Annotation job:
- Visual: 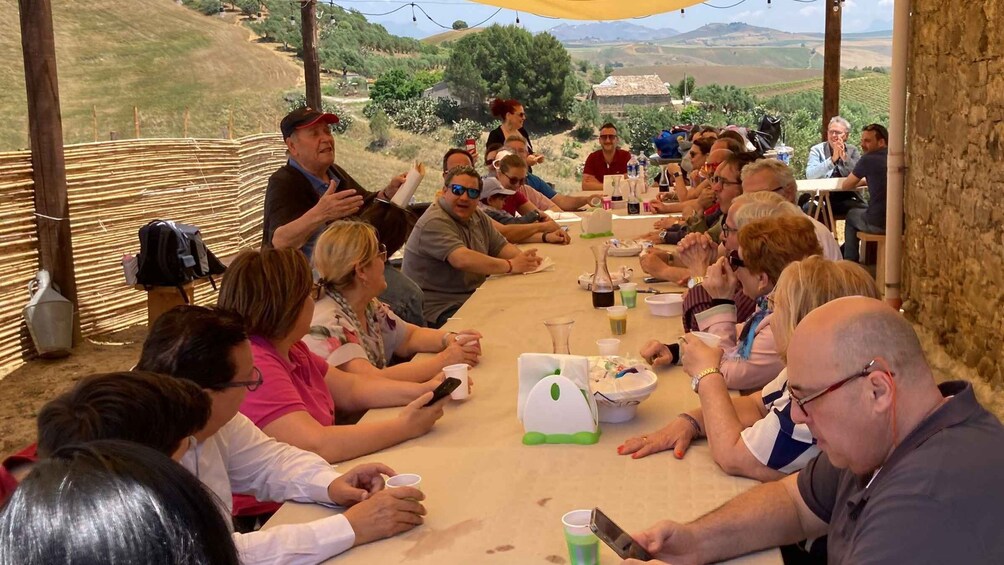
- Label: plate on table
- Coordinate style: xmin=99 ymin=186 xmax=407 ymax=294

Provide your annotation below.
xmin=607 ymin=239 xmax=643 ymax=257
xmin=578 ymin=266 xmax=633 ymax=290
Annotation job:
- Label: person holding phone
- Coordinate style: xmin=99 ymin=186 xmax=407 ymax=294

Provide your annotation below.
xmin=218 ymin=247 xmax=450 ymax=465
xmin=306 ymin=220 xmax=483 ymax=383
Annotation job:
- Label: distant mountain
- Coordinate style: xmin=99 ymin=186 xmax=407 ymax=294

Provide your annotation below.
xmin=667 ymin=22 xmax=809 ymax=45
xmin=549 ymin=22 xmax=679 ymax=43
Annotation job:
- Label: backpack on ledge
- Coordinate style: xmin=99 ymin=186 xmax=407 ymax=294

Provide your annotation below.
xmin=136 ymin=220 xmax=226 ymax=301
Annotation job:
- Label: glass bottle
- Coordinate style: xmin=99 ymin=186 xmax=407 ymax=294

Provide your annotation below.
xmin=544 ymin=318 xmax=575 ymax=354
xmin=591 ymin=244 xmax=615 ymax=308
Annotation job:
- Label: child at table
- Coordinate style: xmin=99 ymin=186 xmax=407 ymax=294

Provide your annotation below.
xmin=479 ymin=178 xmax=540 ymax=225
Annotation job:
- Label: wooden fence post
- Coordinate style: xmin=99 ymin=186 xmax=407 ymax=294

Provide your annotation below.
xmin=183 ymin=107 xmax=190 ymax=138
xmin=92 ymin=105 xmax=98 ymax=142
xmin=18 ymin=0 xmax=81 ymax=343
xmin=134 ymin=106 xmax=140 ymax=138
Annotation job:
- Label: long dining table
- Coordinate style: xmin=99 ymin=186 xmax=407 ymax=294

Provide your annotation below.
xmin=263 ymin=215 xmax=782 ymax=564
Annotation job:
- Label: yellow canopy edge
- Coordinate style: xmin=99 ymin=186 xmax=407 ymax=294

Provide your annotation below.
xmin=466 ymin=0 xmax=705 ymax=21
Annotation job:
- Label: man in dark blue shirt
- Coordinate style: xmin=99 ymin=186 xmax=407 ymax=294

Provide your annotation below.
xmin=842 ymin=124 xmax=888 ymax=262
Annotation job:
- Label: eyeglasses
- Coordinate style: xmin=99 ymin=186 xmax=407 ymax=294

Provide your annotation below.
xmin=790 ymin=358 xmax=894 ymax=412
xmin=449 ymin=183 xmax=482 ymax=199
xmin=219 ymin=367 xmax=263 ymax=392
xmin=702 ymin=162 xmax=720 ymax=173
xmin=827 ymin=129 xmax=847 ymax=136
xmin=727 ymin=250 xmax=745 ymax=271
xmin=515 ymin=112 xmax=526 ymax=117
xmin=711 ymin=175 xmax=742 ymax=187
xmin=599 ymin=134 xmax=618 ymax=140
xmin=721 ymin=222 xmax=736 ymax=238
xmin=375 ymin=243 xmax=388 ymax=263
xmin=499 ymin=172 xmax=525 ymax=186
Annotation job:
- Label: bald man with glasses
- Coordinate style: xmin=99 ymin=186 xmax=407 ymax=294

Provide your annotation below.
xmin=622 ymin=297 xmax=1004 ymax=565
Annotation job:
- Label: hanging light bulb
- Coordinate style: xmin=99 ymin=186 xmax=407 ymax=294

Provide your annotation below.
xmin=832 ymin=0 xmax=840 ymax=12
xmin=516 ymin=11 xmax=521 ymax=25
xmin=767 ymin=0 xmax=772 ymax=8
xmin=411 ymin=3 xmax=417 ymax=25
xmin=680 ymin=8 xmax=685 ymax=18
xmin=289 ymin=14 xmax=296 ymax=26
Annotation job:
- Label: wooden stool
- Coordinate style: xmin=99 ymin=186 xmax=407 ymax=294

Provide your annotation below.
xmin=134 ymin=282 xmax=195 ymax=326
xmin=858 ymin=232 xmax=886 ymax=295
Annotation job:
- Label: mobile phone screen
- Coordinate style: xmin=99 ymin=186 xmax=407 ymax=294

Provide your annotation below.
xmin=590 ymin=507 xmax=653 ymax=560
xmin=424 ymin=377 xmax=461 ymax=407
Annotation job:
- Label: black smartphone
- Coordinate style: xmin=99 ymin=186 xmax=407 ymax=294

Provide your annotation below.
xmin=423 ymin=377 xmax=461 ymax=407
xmin=589 ymin=507 xmax=653 ymax=561
xmin=643 ymin=276 xmax=669 ymax=284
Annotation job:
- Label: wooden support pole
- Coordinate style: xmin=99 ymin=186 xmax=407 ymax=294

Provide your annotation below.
xmin=822 ymin=0 xmax=842 ymax=140
xmin=228 ymin=107 xmax=234 ymax=139
xmin=18 ymin=0 xmax=81 ymax=343
xmin=300 ymin=0 xmax=322 ymax=109
xmin=183 ymin=107 xmax=190 ymax=138
xmin=91 ymin=105 xmax=98 ymax=142
xmin=134 ymin=106 xmax=140 ymax=138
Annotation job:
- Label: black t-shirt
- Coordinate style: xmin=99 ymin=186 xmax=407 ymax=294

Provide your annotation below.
xmin=852 ymin=147 xmax=888 ymax=227
xmin=486 ymin=126 xmax=534 ymax=154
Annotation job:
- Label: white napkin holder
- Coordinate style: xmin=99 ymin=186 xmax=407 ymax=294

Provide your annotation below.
xmin=580 ymin=209 xmax=613 ymax=237
xmin=517 ymin=353 xmax=600 ymax=445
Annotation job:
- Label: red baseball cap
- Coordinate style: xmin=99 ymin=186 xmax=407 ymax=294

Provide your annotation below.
xmin=280 ymin=107 xmax=339 ymax=139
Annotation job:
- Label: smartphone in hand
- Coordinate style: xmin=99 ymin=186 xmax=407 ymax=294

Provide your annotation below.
xmin=423 ymin=377 xmax=462 ymax=407
xmin=643 ymin=276 xmax=669 ymax=284
xmin=590 ymin=507 xmax=653 ymax=560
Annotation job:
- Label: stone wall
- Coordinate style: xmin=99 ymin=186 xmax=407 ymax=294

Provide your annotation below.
xmin=904 ymin=0 xmax=1004 ymax=387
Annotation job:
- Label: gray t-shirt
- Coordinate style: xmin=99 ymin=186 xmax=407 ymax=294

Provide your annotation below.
xmin=797 ymin=381 xmax=1004 ymax=564
xmin=402 ymin=199 xmax=507 ymax=323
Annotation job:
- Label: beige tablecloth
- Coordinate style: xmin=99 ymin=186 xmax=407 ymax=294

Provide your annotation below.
xmin=263 ymin=216 xmax=781 ymax=564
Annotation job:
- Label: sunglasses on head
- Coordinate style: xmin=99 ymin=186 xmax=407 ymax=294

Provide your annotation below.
xmin=449 ymin=184 xmax=482 ymax=199
xmin=728 ymin=250 xmax=746 ymax=271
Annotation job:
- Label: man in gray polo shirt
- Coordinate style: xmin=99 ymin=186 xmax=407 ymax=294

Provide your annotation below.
xmin=403 ymin=166 xmax=542 ymax=328
xmin=622 ymin=297 xmax=1004 ymax=565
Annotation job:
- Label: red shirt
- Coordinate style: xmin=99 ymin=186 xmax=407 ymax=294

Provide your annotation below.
xmin=502 ymin=190 xmax=529 ymax=215
xmin=583 ymin=148 xmax=632 ymax=182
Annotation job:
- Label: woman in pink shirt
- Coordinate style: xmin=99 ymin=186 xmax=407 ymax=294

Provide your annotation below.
xmin=218 ymin=247 xmax=449 ymax=463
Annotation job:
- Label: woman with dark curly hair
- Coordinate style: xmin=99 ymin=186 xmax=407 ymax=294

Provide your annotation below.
xmin=486 ymin=98 xmax=543 ymax=167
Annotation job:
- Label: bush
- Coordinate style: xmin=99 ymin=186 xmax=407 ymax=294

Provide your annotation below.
xmin=284 ymin=95 xmax=353 ymax=134
xmin=369 ymin=109 xmax=391 ymax=148
xmin=571 ymin=100 xmax=600 ymax=141
xmin=451 ymin=119 xmax=483 ymax=147
xmin=183 ymin=0 xmax=222 ymax=15
xmin=619 ymin=106 xmax=678 ymax=154
xmin=452 ymin=20 xmax=468 ymax=30
xmin=561 ymin=140 xmax=581 ymax=159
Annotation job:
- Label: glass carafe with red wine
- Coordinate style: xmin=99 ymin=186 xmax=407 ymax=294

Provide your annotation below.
xmin=591 ymin=244 xmax=615 ymax=308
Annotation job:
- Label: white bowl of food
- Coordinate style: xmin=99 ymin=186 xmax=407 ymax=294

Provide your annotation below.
xmin=644 ymin=294 xmax=684 ymax=317
xmin=589 ymin=357 xmax=659 ymax=423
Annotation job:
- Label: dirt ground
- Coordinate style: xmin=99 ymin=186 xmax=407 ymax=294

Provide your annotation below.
xmin=0 ymin=325 xmax=148 ymax=458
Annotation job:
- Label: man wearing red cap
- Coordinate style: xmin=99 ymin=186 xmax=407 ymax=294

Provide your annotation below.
xmin=262 ymin=107 xmax=407 ymax=258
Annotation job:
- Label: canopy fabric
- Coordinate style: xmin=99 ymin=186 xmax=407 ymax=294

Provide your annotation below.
xmin=468 ymin=0 xmax=703 ymax=21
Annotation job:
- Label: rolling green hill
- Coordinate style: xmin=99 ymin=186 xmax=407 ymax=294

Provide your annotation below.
xmin=750 ymin=73 xmax=892 ymax=114
xmin=0 ymin=0 xmax=301 ymax=150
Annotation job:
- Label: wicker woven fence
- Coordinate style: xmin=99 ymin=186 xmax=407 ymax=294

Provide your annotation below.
xmin=0 ymin=133 xmax=287 ymax=379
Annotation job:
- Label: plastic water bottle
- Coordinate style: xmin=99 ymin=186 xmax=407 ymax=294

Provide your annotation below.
xmin=637 ymin=153 xmax=648 ymax=183
xmin=626 ymin=154 xmax=639 ymax=179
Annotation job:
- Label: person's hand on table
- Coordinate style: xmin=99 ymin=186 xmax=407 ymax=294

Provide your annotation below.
xmin=640 ymin=230 xmax=667 ymax=244
xmin=327 ymin=462 xmax=394 ymax=506
xmin=703 ymin=257 xmax=736 ymax=299
xmin=398 ymin=389 xmax=448 ymax=439
xmin=543 ymin=229 xmax=571 ymax=245
xmin=310 ymin=182 xmax=364 ymax=222
xmin=618 ymin=416 xmax=698 ymax=460
xmin=452 ymin=329 xmax=483 ymax=354
xmin=508 ymin=249 xmax=543 ymax=273
xmin=649 ymin=200 xmax=673 ymax=214
xmin=654 ymin=216 xmax=683 ymax=230
xmin=681 ymin=336 xmax=724 ymax=379
xmin=620 ymin=520 xmax=702 ymax=565
xmin=537 ymin=217 xmax=561 ymax=233
xmin=343 ymin=487 xmax=426 ymax=546
xmin=640 ymin=339 xmax=674 ymax=367
xmin=439 ymin=337 xmax=481 ymax=367
xmin=639 ymin=251 xmax=669 ymax=276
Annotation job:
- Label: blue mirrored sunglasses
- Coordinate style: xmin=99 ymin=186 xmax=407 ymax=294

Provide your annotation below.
xmin=449 ymin=184 xmax=481 ymax=199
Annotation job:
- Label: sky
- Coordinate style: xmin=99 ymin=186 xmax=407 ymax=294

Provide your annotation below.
xmin=327 ymin=0 xmax=895 ymax=39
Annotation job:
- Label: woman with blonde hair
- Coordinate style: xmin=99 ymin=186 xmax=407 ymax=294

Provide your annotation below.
xmin=218 ymin=246 xmax=449 ymax=463
xmin=306 ymin=220 xmax=482 ymax=381
xmin=621 ymin=256 xmax=879 ymax=482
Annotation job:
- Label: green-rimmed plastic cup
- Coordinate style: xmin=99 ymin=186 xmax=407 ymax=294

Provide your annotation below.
xmin=561 ymin=509 xmax=599 ymax=565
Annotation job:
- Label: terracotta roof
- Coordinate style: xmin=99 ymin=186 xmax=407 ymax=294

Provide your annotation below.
xmin=591 ymin=75 xmax=670 ymax=97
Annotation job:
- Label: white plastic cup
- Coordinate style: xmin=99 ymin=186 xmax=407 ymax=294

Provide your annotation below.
xmin=689 ymin=331 xmax=722 ymax=348
xmin=596 ymin=338 xmax=620 ymax=356
xmin=562 ymin=509 xmax=599 ymax=565
xmin=386 ymin=473 xmax=422 ymax=491
xmin=443 ymin=363 xmax=470 ymax=400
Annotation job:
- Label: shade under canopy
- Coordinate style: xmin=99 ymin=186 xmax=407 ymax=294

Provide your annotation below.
xmin=467 ymin=0 xmax=703 ymax=21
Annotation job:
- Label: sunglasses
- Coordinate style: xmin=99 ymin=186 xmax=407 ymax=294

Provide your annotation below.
xmin=449 ymin=184 xmax=482 ymax=199
xmin=219 ymin=367 xmax=263 ymax=392
xmin=500 ymin=172 xmax=525 ymax=186
xmin=727 ymin=250 xmax=745 ymax=271
xmin=599 ymin=134 xmax=618 ymax=140
xmin=515 ymin=112 xmax=526 ymax=117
